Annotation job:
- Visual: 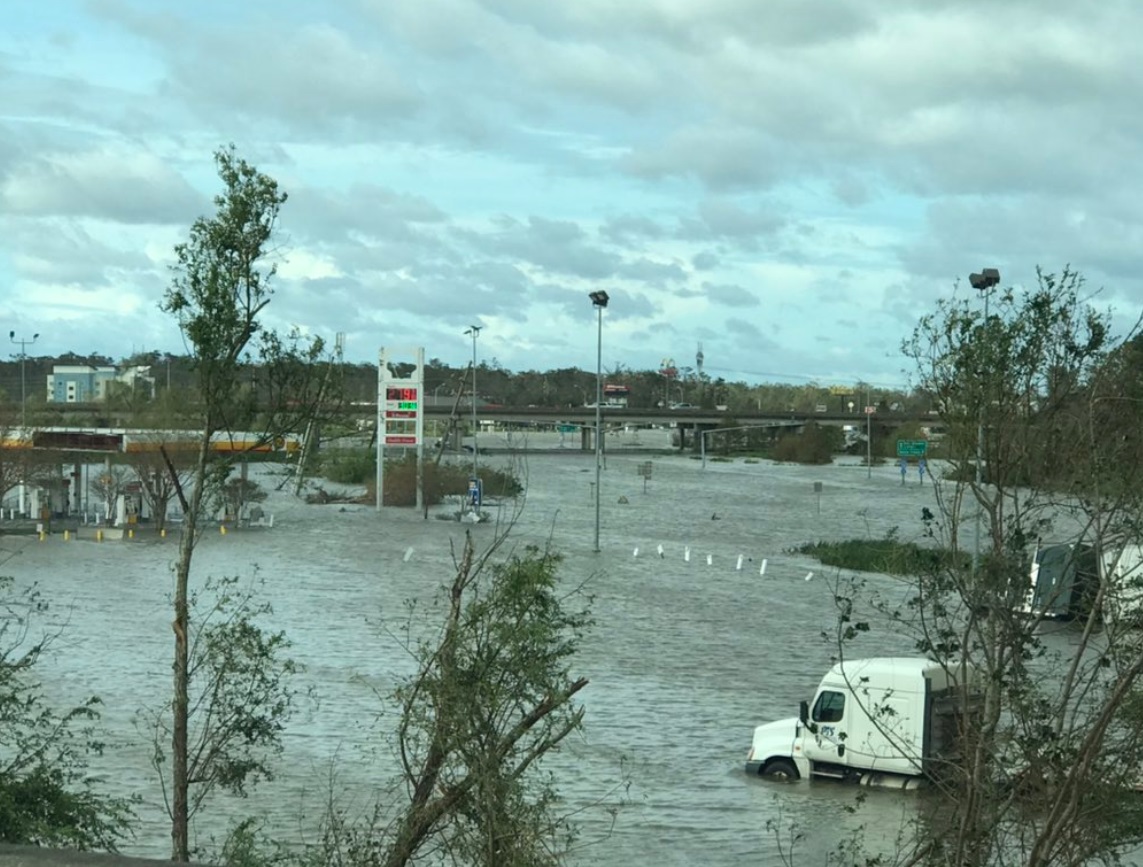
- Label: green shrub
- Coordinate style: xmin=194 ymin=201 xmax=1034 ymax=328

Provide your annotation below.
xmin=793 ymin=536 xmax=969 ymax=576
xmin=321 ymin=450 xmax=375 ymax=485
xmin=771 ymin=423 xmax=841 ymax=464
xmin=320 ymin=451 xmax=524 ymax=507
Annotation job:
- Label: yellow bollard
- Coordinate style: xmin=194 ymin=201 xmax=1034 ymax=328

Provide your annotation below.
xmin=128 ymin=528 xmax=134 ymax=539
xmin=160 ymin=528 xmax=166 ymax=538
xmin=97 ymin=529 xmax=103 ymax=543
xmin=220 ymin=525 xmax=228 ymax=536
xmin=39 ymin=531 xmax=45 ymax=542
xmin=63 ymin=530 xmax=70 ymax=542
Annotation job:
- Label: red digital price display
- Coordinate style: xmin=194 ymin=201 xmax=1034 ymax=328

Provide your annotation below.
xmin=385 ymin=387 xmax=419 ymax=402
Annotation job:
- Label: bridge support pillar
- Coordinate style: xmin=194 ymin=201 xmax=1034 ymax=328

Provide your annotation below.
xmin=580 ymin=425 xmax=605 ymax=452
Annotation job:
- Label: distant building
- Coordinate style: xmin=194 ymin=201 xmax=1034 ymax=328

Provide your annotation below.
xmin=603 ymin=384 xmax=630 ymax=407
xmin=47 ymin=365 xmax=157 ymax=403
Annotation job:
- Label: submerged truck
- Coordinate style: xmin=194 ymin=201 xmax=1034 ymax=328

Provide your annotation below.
xmin=745 ymin=657 xmax=977 ymax=788
xmin=1020 ymin=542 xmax=1143 ymax=625
xmin=1020 ymin=543 xmax=1099 ymax=621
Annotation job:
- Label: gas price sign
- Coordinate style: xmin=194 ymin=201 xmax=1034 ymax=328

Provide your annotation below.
xmin=385 ymin=386 xmax=419 ymax=410
xmin=383 ymin=384 xmax=422 ymax=445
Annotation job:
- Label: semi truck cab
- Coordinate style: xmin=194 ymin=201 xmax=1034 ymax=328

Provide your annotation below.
xmin=745 ymin=657 xmax=977 ymax=787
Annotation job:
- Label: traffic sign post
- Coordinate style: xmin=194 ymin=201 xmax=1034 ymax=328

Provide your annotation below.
xmin=896 ymin=439 xmax=928 ymax=458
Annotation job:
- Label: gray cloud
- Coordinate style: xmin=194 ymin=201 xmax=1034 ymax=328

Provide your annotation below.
xmin=616 ymin=258 xmax=687 ymax=284
xmin=692 ymin=251 xmax=719 ymax=271
xmin=599 ymin=214 xmax=666 ymax=245
xmin=0 ymin=217 xmax=157 ymax=283
xmin=285 ymin=183 xmax=447 ymax=242
xmin=703 ymin=282 xmax=760 ymax=308
xmin=1 ymin=147 xmax=203 ymax=224
xmin=471 ymin=215 xmax=623 ymax=280
xmin=95 ymin=3 xmax=422 ymax=137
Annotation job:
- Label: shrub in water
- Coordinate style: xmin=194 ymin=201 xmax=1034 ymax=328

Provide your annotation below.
xmin=333 ymin=451 xmax=524 ymax=507
xmin=771 ymin=423 xmax=842 ymax=465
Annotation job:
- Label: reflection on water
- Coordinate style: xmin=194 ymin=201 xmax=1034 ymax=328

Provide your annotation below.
xmin=6 ymin=449 xmax=948 ymax=864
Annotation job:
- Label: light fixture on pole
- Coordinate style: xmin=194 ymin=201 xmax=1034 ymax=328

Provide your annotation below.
xmin=464 ymin=325 xmax=482 ymax=482
xmin=9 ymin=330 xmax=39 ymax=432
xmin=589 ymin=290 xmax=609 ymax=553
xmin=968 ymin=268 xmax=1000 ymax=573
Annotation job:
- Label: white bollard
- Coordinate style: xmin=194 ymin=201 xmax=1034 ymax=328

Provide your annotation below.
xmin=760 ymin=558 xmax=768 ymax=576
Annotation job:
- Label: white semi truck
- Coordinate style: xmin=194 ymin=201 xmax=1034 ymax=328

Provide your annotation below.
xmin=745 ymin=657 xmax=978 ymax=787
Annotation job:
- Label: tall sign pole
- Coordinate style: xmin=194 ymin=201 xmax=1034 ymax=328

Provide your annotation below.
xmin=376 ymin=347 xmax=425 ymax=510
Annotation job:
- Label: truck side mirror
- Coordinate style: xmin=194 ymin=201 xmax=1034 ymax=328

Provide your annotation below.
xmin=799 ymin=700 xmax=809 ymax=724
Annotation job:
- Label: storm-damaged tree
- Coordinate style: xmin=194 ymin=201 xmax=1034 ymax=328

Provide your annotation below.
xmin=122 ymin=435 xmax=197 ymax=533
xmin=380 ymin=534 xmax=591 ymax=867
xmin=305 ymin=532 xmax=593 ymax=867
xmin=0 ymin=574 xmax=134 ymax=849
xmin=216 ymin=470 xmax=268 ymax=523
xmin=159 ymin=145 xmax=333 ymax=861
xmin=821 ymin=268 xmax=1143 ymax=866
xmin=141 ymin=574 xmax=297 ymax=857
xmin=122 ymin=390 xmax=202 ymax=533
xmin=88 ymin=465 xmax=132 ymax=526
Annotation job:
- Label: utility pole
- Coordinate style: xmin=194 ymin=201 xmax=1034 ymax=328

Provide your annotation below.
xmin=9 ymin=330 xmax=39 ymax=431
xmin=464 ymin=325 xmax=482 ymax=481
xmin=9 ymin=330 xmax=39 ymax=519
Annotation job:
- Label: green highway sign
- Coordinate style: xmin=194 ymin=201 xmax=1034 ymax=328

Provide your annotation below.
xmin=896 ymin=439 xmax=928 ymax=458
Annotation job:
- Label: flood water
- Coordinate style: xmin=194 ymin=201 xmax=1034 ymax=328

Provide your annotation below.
xmin=3 ymin=433 xmax=948 ymax=864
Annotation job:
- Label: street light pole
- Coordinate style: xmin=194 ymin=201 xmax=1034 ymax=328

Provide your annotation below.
xmin=9 ymin=330 xmax=39 ymax=431
xmin=589 ymin=291 xmax=610 ymax=553
xmin=464 ymin=325 xmax=481 ymax=480
xmin=968 ymin=268 xmax=1000 ymax=573
xmin=866 ymin=389 xmax=872 ymax=480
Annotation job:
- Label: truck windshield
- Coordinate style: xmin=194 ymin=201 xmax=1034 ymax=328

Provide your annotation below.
xmin=812 ymin=690 xmax=845 ymax=724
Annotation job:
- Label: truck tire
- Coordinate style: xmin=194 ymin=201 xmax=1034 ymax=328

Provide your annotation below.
xmin=761 ymin=758 xmax=798 ymax=781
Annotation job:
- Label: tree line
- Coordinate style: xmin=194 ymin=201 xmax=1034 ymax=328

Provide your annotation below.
xmin=1 ymin=352 xmax=928 ymax=421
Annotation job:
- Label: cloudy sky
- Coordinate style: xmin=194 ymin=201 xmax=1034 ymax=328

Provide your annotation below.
xmin=2 ymin=0 xmax=1141 ymax=388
